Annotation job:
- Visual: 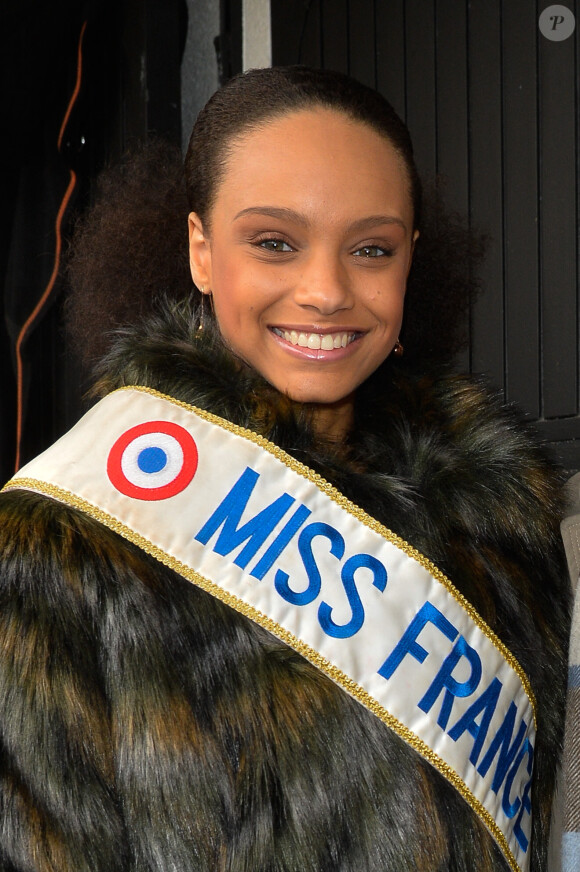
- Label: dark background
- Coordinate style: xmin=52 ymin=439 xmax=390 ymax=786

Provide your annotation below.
xmin=1 ymin=0 xmax=579 ymax=485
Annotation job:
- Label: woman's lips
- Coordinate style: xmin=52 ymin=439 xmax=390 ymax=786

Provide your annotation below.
xmin=269 ymin=326 xmax=364 ymax=360
xmin=270 ymin=327 xmax=358 ymax=350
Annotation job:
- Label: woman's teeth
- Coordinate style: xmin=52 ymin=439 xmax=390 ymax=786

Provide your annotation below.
xmin=274 ymin=329 xmax=354 ymax=350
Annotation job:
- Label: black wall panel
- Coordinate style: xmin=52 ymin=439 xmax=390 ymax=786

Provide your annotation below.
xmin=271 ymin=0 xmax=580 ymax=470
xmin=502 ymin=3 xmax=540 ymax=417
xmin=539 ymin=21 xmax=577 ymax=419
xmin=320 ymin=1 xmax=348 ymax=75
xmin=376 ymin=1 xmax=405 ymax=119
xmin=468 ymin=1 xmax=504 ymax=389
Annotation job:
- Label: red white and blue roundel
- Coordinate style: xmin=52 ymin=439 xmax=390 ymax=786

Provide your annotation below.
xmin=107 ymin=421 xmax=198 ymax=500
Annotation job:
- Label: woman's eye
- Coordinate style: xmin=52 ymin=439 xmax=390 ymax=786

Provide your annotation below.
xmin=353 ymin=245 xmax=393 ymax=258
xmin=258 ymin=238 xmax=293 ymax=252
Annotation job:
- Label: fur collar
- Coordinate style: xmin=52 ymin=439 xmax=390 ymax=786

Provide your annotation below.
xmin=93 ymin=299 xmax=565 ymax=567
xmin=91 ymin=300 xmax=571 ymax=804
xmin=92 ymin=301 xmax=570 ymax=730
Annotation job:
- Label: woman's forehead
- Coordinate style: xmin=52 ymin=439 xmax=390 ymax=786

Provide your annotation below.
xmin=227 ymin=107 xmax=398 ymax=159
xmin=213 ymin=109 xmax=413 ymax=223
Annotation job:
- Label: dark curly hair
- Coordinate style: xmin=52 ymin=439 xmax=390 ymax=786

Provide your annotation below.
xmin=67 ymin=66 xmax=484 ymax=374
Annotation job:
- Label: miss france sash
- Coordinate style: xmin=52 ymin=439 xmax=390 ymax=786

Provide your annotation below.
xmin=4 ymin=386 xmax=536 ymax=872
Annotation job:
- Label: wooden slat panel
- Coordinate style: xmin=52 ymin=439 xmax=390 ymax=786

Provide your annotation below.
xmin=467 ymin=0 xmax=504 ymax=388
xmin=435 ymin=0 xmax=470 ymax=371
xmin=404 ymin=0 xmax=437 ymax=180
xmin=576 ymin=0 xmax=580 ymax=424
xmin=347 ymin=0 xmax=376 ymax=87
xmin=375 ymin=0 xmax=406 ymax=120
xmin=144 ymin=0 xmax=182 ymax=141
xmin=538 ymin=31 xmax=578 ymax=418
xmin=267 ymin=0 xmax=580 ymax=467
xmin=534 ymin=420 xmax=580 ymax=473
xmin=223 ymin=0 xmax=243 ymax=76
xmin=434 ymin=0 xmax=468 ymax=215
xmin=270 ymin=0 xmax=321 ymax=67
xmin=501 ymin=1 xmax=540 ymax=415
xmin=300 ymin=0 xmax=322 ymax=66
xmin=320 ymin=0 xmax=348 ymax=73
xmin=545 ymin=442 xmax=579 ymax=474
xmin=535 ymin=418 xmax=580 ymax=442
xmin=577 ymin=7 xmax=580 ymax=423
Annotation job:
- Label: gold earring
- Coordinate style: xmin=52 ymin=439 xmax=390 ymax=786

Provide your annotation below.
xmin=197 ymin=286 xmax=213 ymax=331
xmin=392 ymin=339 xmax=404 ymax=357
xmin=197 ymin=288 xmax=207 ymax=331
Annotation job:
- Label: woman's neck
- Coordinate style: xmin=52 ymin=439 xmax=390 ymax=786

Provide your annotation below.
xmin=310 ymin=394 xmax=355 ymax=445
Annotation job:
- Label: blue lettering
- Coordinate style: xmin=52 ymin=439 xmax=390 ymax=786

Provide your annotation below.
xmin=274 ymin=522 xmax=344 ymax=606
xmin=512 ymin=750 xmax=533 ymax=852
xmin=447 ymin=677 xmax=502 ymax=766
xmin=250 ymin=504 xmax=312 ymax=580
xmin=502 ymin=736 xmax=533 ymax=821
xmin=477 ymin=702 xmax=526 ymax=795
xmin=195 ymin=467 xmax=294 ymax=568
xmin=318 ymin=553 xmax=388 ymax=639
xmin=419 ymin=636 xmax=482 ymax=730
xmin=378 ymin=601 xmax=458 ymax=680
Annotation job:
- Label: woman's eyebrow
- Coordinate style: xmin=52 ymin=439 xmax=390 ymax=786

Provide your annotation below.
xmin=233 ymin=206 xmax=310 ymax=225
xmin=347 ymin=214 xmax=407 ymax=233
xmin=233 ymin=206 xmax=407 ymax=232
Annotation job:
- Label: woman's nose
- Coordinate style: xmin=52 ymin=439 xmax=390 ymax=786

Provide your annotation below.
xmin=292 ymin=249 xmax=354 ymax=315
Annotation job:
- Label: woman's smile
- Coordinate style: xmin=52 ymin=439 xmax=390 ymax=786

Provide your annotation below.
xmin=269 ymin=326 xmax=361 ymax=356
xmin=188 ymin=108 xmax=417 ymax=436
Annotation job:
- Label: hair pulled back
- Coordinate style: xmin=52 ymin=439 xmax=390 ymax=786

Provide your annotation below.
xmin=186 ymin=65 xmax=422 ymax=230
xmin=67 ymin=67 xmax=482 ymax=374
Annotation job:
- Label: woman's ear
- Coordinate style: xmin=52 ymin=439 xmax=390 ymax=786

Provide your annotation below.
xmin=188 ymin=212 xmax=212 ymax=290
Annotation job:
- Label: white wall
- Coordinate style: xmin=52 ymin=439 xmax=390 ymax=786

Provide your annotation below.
xmin=242 ymin=0 xmax=271 ymax=70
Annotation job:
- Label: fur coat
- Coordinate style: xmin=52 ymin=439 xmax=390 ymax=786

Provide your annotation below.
xmin=0 ymin=302 xmax=570 ymax=872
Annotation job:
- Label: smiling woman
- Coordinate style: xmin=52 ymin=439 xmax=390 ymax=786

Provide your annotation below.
xmin=0 ymin=66 xmax=570 ymax=872
xmin=188 ymin=108 xmax=416 ymax=436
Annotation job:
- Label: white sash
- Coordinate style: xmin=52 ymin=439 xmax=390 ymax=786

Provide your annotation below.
xmin=4 ymin=386 xmax=536 ymax=872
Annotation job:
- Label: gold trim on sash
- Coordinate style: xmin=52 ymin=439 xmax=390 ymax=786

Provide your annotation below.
xmin=113 ymin=385 xmax=537 ymax=716
xmin=2 ymin=384 xmax=538 ymax=872
xmin=4 ymin=474 xmax=522 ymax=872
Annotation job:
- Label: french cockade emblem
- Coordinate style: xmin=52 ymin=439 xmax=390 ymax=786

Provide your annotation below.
xmin=107 ymin=420 xmax=198 ymax=500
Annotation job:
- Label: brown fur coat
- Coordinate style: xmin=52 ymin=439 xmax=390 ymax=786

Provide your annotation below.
xmin=0 ymin=301 xmax=570 ymax=871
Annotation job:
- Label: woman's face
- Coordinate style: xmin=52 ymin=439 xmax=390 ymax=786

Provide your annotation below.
xmin=189 ymin=108 xmax=416 ymax=410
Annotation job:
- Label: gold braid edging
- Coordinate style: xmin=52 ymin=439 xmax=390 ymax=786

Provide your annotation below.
xmin=3 ymin=474 xmax=522 ymax=872
xmin=117 ymin=384 xmax=537 ymax=719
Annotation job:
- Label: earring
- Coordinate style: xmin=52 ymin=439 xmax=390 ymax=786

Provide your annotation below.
xmin=197 ymin=287 xmax=207 ymax=331
xmin=197 ymin=285 xmax=213 ymax=331
xmin=392 ymin=339 xmax=404 ymax=357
